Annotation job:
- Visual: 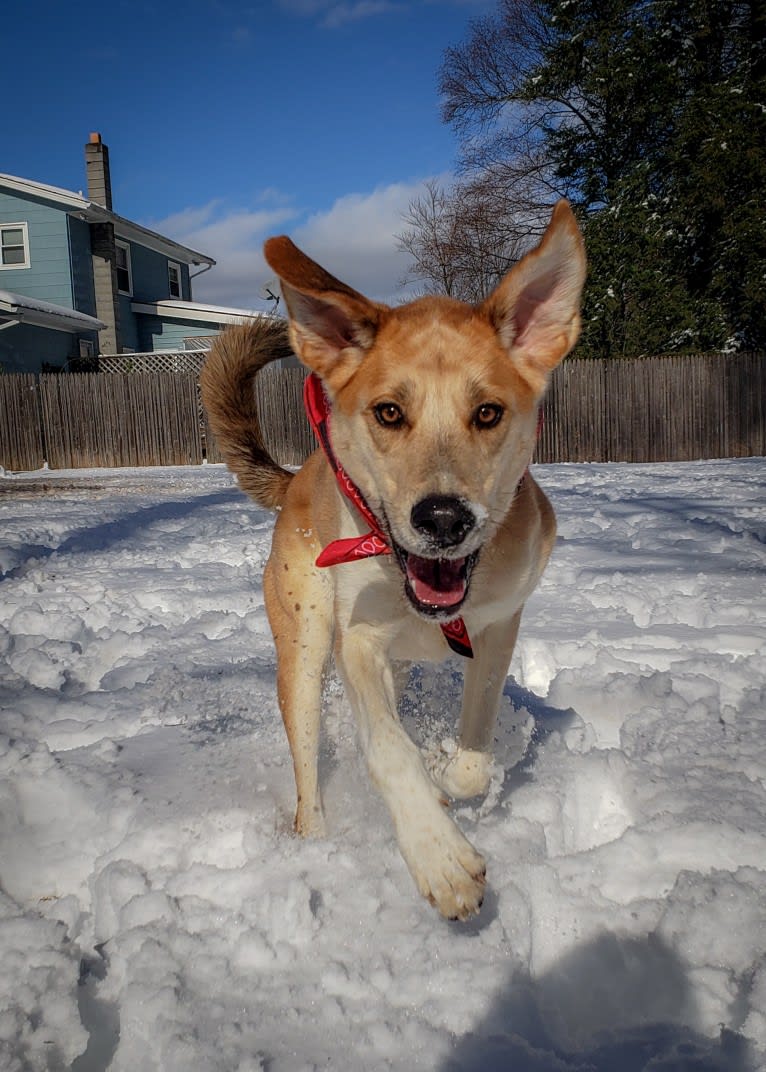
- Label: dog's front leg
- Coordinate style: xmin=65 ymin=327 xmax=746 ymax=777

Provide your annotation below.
xmin=338 ymin=627 xmax=486 ymax=920
xmin=264 ymin=554 xmax=333 ymax=838
xmin=432 ymin=611 xmax=523 ymax=800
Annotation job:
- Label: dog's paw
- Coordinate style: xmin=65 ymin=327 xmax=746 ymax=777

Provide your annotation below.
xmin=427 ymin=741 xmax=492 ymax=800
xmin=401 ymin=818 xmax=487 ymax=920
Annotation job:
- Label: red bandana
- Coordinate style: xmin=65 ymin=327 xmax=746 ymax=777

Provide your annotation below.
xmin=303 ymin=373 xmax=473 ymax=658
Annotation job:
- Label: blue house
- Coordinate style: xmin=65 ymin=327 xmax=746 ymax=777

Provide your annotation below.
xmin=0 ymin=133 xmax=258 ymax=373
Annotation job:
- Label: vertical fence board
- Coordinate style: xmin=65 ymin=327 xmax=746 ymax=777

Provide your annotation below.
xmin=41 ymin=373 xmax=116 ymax=469
xmin=725 ymin=353 xmax=765 ymax=458
xmin=0 ymin=374 xmax=44 ymax=471
xmin=254 ymin=365 xmax=314 ymax=467
xmin=36 ymin=371 xmax=203 ymax=469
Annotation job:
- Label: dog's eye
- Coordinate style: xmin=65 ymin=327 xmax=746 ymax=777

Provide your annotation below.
xmin=473 ymin=403 xmax=504 ymax=429
xmin=374 ymin=402 xmax=405 ymax=428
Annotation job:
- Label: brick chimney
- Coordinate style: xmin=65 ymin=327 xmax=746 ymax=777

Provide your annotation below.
xmin=85 ymin=131 xmax=113 ymax=210
xmin=85 ymin=133 xmax=121 ymax=353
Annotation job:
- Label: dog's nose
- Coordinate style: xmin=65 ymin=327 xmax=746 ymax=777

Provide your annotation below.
xmin=411 ymin=495 xmax=476 ymax=549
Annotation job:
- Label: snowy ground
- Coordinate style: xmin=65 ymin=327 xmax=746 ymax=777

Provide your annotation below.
xmin=1 ymin=457 xmax=765 ymax=1072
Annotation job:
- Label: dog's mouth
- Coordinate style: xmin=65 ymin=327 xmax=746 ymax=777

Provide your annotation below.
xmin=393 ymin=544 xmax=479 ymax=618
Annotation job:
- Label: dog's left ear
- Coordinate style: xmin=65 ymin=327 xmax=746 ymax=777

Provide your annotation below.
xmin=482 ymin=200 xmax=586 ymax=394
xmin=264 ymin=236 xmax=388 ymax=386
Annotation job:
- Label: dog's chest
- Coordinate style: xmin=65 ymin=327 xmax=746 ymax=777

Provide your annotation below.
xmin=332 ymin=555 xmax=450 ymax=663
xmin=388 ymin=616 xmax=451 ymax=663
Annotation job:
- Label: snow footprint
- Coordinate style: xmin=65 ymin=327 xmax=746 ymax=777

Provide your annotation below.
xmin=557 ymin=750 xmax=633 ymax=854
xmin=514 ymin=745 xmax=634 ymax=857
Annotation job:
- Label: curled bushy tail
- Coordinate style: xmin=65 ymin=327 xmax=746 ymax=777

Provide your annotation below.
xmin=201 ymin=318 xmax=297 ymax=510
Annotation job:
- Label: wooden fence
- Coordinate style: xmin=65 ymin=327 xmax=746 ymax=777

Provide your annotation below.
xmin=0 ymin=374 xmax=43 ymax=472
xmin=0 ymin=352 xmax=763 ymax=473
xmin=536 ymin=351 xmax=765 ymax=463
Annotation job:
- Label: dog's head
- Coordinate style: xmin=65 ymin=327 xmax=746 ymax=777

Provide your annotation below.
xmin=264 ymin=201 xmax=585 ymax=619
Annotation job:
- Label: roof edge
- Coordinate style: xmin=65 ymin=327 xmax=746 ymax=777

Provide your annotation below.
xmin=0 ymin=173 xmax=215 ymax=267
xmin=0 ymin=288 xmax=106 ymax=333
xmin=131 ymin=300 xmax=265 ymax=326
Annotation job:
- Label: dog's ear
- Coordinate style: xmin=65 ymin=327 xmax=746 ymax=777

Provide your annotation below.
xmin=482 ymin=200 xmax=586 ymax=394
xmin=264 ymin=236 xmax=387 ymax=384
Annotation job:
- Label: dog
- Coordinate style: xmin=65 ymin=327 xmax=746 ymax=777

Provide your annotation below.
xmin=200 ymin=200 xmax=585 ymax=920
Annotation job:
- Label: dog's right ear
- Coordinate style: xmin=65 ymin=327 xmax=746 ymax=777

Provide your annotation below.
xmin=264 ymin=237 xmax=387 ymax=386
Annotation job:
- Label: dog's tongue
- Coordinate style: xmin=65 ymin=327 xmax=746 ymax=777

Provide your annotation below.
xmin=405 ymin=554 xmax=467 ymax=608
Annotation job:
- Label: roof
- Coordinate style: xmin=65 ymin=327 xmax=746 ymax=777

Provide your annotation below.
xmin=0 ymin=288 xmax=105 ymax=333
xmin=0 ymin=173 xmax=215 ymax=268
xmin=182 ymin=336 xmax=214 ymax=351
xmin=131 ymin=299 xmax=265 ymax=326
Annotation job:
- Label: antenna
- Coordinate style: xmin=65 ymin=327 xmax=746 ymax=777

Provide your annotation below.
xmin=259 ymin=279 xmax=281 ymax=312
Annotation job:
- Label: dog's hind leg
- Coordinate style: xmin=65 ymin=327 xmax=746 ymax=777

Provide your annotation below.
xmin=432 ymin=611 xmax=523 ymax=800
xmin=264 ymin=553 xmax=333 ymax=838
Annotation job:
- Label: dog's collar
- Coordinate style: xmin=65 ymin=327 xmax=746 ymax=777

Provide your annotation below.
xmin=303 ymin=372 xmax=473 ymax=659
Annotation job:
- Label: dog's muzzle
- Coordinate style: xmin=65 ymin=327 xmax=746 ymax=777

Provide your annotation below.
xmin=411 ymin=495 xmax=476 ymax=549
xmin=393 ymin=496 xmax=480 ymax=617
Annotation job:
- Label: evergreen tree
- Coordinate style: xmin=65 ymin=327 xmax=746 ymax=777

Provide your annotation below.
xmin=435 ymin=0 xmax=766 ymax=356
xmin=665 ymin=0 xmax=766 ymax=349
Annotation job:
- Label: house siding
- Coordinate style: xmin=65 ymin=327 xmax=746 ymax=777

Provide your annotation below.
xmin=137 ymin=316 xmax=222 ymax=352
xmin=118 ymin=294 xmax=140 ymax=351
xmin=114 ymin=241 xmax=194 ymax=349
xmin=123 ymin=240 xmax=188 ymax=303
xmin=0 ymin=322 xmax=81 ymax=373
xmin=1 ymin=177 xmax=219 ymax=370
xmin=0 ymin=191 xmax=73 ymax=308
xmin=67 ymin=216 xmax=97 ymax=317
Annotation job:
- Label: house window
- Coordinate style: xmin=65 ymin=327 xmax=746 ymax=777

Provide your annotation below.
xmin=115 ymin=240 xmax=132 ymax=294
xmin=0 ymin=222 xmax=30 ymax=269
xmin=168 ymin=261 xmax=182 ymax=299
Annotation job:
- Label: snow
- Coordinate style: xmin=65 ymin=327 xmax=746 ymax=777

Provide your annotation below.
xmin=0 ymin=289 xmax=105 ymax=332
xmin=1 ymin=457 xmax=765 ymax=1071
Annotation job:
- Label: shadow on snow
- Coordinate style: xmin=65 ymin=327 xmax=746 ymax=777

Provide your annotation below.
xmin=441 ymin=930 xmax=753 ymax=1071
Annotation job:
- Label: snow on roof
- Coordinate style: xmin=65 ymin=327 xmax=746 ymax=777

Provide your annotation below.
xmin=0 ymin=288 xmax=105 ymax=333
xmin=130 ymin=299 xmax=267 ymax=325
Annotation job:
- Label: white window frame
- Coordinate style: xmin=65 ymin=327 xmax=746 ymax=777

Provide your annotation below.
xmin=115 ymin=240 xmax=133 ymax=295
xmin=167 ymin=260 xmax=182 ymax=299
xmin=0 ymin=221 xmax=30 ymax=270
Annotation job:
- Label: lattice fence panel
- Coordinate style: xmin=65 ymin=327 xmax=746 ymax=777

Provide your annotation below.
xmin=99 ymin=352 xmax=207 ymax=375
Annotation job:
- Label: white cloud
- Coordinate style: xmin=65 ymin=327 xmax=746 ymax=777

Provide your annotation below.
xmin=147 ymin=199 xmax=299 ymax=311
xmin=276 ymin=0 xmax=401 ymax=27
xmin=321 ymin=2 xmax=401 ymax=28
xmin=291 ymin=180 xmax=430 ymax=301
xmin=150 ymin=178 xmax=439 ymax=311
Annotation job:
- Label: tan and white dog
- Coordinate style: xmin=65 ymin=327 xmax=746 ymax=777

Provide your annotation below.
xmin=200 ymin=201 xmax=586 ymax=920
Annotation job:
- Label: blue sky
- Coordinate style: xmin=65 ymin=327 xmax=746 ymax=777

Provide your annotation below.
xmin=8 ymin=0 xmax=493 ymax=309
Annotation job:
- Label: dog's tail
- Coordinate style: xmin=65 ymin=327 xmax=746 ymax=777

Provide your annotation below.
xmin=200 ymin=318 xmax=297 ymax=510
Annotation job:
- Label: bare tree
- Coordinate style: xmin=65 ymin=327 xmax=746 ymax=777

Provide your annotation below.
xmin=397 ymin=1 xmax=570 ymax=304
xmin=439 ymin=0 xmax=583 ymax=193
xmin=397 ymin=167 xmax=548 ymax=303
xmin=396 ymin=181 xmax=464 ymax=299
